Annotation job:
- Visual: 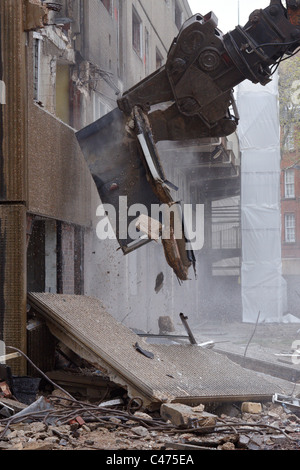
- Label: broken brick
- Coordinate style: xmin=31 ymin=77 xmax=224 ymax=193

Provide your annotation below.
xmin=0 ymin=381 xmax=12 ymax=398
xmin=241 ymin=402 xmax=262 ymax=414
xmin=69 ymin=416 xmax=85 ymax=426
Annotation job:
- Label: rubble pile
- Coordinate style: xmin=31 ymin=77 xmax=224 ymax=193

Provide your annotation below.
xmin=1 ymin=386 xmax=300 ymax=450
xmin=1 ymin=345 xmax=300 ymax=451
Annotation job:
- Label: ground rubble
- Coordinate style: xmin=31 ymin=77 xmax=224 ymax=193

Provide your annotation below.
xmin=1 ymin=388 xmax=300 ymax=451
xmin=1 ymin=345 xmax=300 ymax=451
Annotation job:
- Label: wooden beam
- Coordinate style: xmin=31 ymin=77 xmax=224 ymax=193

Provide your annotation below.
xmin=0 ymin=352 xmax=21 ymax=363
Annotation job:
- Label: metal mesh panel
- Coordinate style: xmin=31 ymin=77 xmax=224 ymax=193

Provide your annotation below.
xmin=0 ymin=205 xmax=27 ymax=374
xmin=28 ymin=293 xmax=279 ymax=404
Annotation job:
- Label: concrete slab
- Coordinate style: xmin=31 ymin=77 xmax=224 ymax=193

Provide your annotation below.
xmin=28 ymin=293 xmax=280 ymax=407
xmin=190 ymin=321 xmax=300 ymax=382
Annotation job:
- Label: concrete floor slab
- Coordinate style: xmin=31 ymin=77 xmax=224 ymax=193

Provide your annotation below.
xmin=28 ymin=293 xmax=281 ymax=407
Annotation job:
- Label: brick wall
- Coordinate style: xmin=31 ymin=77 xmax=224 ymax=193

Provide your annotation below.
xmin=281 ymin=161 xmax=300 ymax=259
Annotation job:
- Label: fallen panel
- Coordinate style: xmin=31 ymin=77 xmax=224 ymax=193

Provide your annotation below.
xmin=28 ymin=293 xmax=279 ymax=407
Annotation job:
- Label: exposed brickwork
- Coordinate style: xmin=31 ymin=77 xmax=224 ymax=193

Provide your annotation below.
xmin=281 ymin=158 xmax=300 ymax=259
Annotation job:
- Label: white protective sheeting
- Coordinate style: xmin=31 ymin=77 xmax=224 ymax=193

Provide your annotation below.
xmin=237 ymin=75 xmax=287 ymax=323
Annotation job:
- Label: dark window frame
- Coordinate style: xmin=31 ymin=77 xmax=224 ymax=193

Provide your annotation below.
xmin=101 ymin=0 xmax=112 ymax=15
xmin=132 ymin=6 xmax=142 ymax=57
xmin=285 ymin=212 xmax=296 ymax=243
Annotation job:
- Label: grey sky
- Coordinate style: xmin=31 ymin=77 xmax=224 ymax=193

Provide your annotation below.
xmin=188 ymin=0 xmax=271 ymax=33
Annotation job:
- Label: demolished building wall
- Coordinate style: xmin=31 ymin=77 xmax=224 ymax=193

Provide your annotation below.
xmin=31 ymin=0 xmax=241 ymax=333
xmin=0 ymin=0 xmax=198 ymax=371
xmin=77 ymin=0 xmax=211 ymax=333
xmin=0 ymin=0 xmax=242 ymax=375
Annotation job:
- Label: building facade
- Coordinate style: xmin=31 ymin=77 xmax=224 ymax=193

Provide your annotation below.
xmin=0 ymin=0 xmax=194 ymax=373
xmin=279 ymin=53 xmax=300 ymax=317
xmin=0 ymin=0 xmax=241 ymax=374
xmin=280 ymin=129 xmax=300 ymax=316
xmin=38 ymin=0 xmax=193 ymax=131
xmin=281 ymin=160 xmax=300 ymax=268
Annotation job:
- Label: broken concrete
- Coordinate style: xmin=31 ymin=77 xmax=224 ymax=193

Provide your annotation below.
xmin=160 ymin=403 xmax=216 ymax=428
xmin=0 ymin=398 xmax=27 ymax=415
xmin=0 ymin=394 xmax=300 ymax=451
xmin=0 ymin=331 xmax=300 ymax=451
xmin=241 ymin=402 xmax=263 ymax=414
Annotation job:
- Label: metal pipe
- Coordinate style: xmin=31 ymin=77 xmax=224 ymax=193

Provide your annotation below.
xmin=179 ymin=313 xmax=197 ymax=345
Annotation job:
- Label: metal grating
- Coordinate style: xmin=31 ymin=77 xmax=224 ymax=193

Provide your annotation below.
xmin=0 ymin=205 xmax=27 ymax=375
xmin=28 ymin=293 xmax=279 ymax=406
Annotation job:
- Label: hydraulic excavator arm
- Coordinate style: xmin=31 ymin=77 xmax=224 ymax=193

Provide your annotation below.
xmin=76 ymin=0 xmax=300 ymax=281
xmin=118 ymin=0 xmax=300 ymax=141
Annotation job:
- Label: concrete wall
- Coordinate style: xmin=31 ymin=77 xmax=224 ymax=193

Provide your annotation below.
xmin=122 ymin=0 xmax=192 ymax=90
xmin=79 ymin=0 xmax=192 ymax=127
xmin=26 ymin=28 xmax=92 ymax=227
xmin=84 ymin=0 xmax=120 ymax=77
xmin=24 ymin=0 xmax=242 ymax=334
xmin=79 ymin=0 xmax=212 ymax=334
xmin=60 ymin=223 xmax=75 ymax=294
xmin=27 ymin=101 xmax=92 ymax=227
xmin=45 ymin=220 xmax=57 ymax=294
